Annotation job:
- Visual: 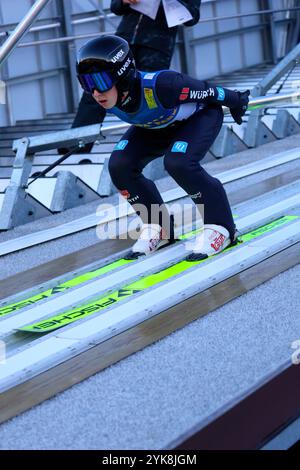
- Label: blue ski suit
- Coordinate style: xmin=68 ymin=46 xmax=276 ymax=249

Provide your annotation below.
xmin=108 ymin=70 xmax=243 ymax=240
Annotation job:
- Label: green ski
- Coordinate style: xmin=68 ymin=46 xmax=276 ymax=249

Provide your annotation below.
xmin=17 ymin=216 xmax=298 ymax=334
xmin=0 ymin=223 xmax=212 ymax=319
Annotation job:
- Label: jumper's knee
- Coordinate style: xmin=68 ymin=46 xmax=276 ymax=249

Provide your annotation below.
xmin=164 ymin=155 xmax=198 ymax=181
xmin=108 ymin=155 xmax=136 ymax=186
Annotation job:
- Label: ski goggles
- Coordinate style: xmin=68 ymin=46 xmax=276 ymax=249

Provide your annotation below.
xmin=77 ymin=71 xmax=115 ymax=94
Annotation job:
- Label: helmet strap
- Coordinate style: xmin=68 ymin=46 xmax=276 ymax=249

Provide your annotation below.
xmin=116 ymin=68 xmax=138 ymax=106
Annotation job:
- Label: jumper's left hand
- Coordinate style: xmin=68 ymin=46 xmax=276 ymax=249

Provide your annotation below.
xmin=230 ymin=90 xmax=250 ymax=125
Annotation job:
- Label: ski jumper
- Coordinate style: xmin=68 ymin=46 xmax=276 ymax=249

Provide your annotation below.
xmin=108 ymin=71 xmax=239 ymax=240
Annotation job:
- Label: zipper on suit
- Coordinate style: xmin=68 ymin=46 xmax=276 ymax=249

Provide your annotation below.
xmin=132 ymin=13 xmax=143 ymax=44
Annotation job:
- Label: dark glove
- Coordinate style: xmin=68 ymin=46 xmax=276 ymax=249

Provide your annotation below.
xmin=230 ymin=90 xmax=250 ymax=125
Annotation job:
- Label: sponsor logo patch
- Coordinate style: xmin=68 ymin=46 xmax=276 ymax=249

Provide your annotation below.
xmin=117 ymin=57 xmax=131 ymax=76
xmin=190 ymin=191 xmax=202 ymax=199
xmin=144 ymin=73 xmax=156 ymax=80
xmin=144 ymin=88 xmax=158 ymax=109
xmin=121 ymin=95 xmax=132 ymax=107
xmin=211 ymin=232 xmax=226 ymax=251
xmin=115 ymin=140 xmax=128 ymax=151
xmin=111 ymin=49 xmax=125 ymax=63
xmin=179 ymin=87 xmax=189 ymax=101
xmin=171 ymin=141 xmax=188 ymax=153
xmin=217 ymin=87 xmax=225 ymax=101
xmin=190 ymin=88 xmax=215 ymax=100
xmin=128 ymin=195 xmax=139 ymax=203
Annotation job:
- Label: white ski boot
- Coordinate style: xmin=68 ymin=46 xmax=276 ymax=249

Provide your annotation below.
xmin=125 ymin=219 xmax=175 ymax=260
xmin=186 ymin=224 xmax=238 ymax=262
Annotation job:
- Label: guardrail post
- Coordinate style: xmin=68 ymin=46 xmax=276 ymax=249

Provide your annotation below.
xmin=244 ymin=108 xmax=276 ymax=148
xmin=0 ymin=138 xmax=50 ymax=229
xmin=56 ymin=0 xmax=79 ymax=112
xmin=11 ymin=138 xmax=33 ymax=188
xmin=269 ymin=12 xmax=278 ymax=65
xmin=51 ymin=171 xmax=101 ymax=212
xmin=272 ymin=109 xmax=300 ymax=138
xmin=211 ymin=125 xmax=248 ymax=158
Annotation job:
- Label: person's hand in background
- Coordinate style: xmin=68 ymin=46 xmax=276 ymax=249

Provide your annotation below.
xmin=123 ymin=0 xmax=139 ymax=5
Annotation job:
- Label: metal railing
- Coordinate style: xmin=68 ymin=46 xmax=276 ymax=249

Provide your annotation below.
xmin=0 ymin=21 xmax=60 ymax=39
xmin=0 ymin=90 xmax=298 ymax=231
xmin=10 ymin=90 xmax=300 ymax=155
xmin=252 ymin=42 xmax=300 ymax=97
xmin=0 ymin=0 xmax=53 ymax=68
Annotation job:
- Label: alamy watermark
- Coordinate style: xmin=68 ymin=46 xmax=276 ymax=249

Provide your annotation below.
xmin=291 ymin=340 xmax=300 ymax=365
xmin=0 ymin=340 xmax=6 ymax=364
xmin=95 ymin=198 xmax=205 ymax=250
xmin=0 ymin=80 xmax=6 ymax=105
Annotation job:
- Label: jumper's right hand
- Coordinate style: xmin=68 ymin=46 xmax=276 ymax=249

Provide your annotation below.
xmin=230 ymin=90 xmax=250 ymax=125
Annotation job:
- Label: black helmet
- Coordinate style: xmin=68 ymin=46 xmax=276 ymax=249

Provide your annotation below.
xmin=76 ymin=35 xmax=136 ymax=94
